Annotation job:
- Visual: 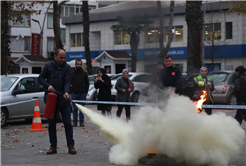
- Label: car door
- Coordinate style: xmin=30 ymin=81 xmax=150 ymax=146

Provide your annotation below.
xmin=9 ymin=77 xmax=39 ymax=119
xmin=132 ymin=74 xmax=151 ymax=92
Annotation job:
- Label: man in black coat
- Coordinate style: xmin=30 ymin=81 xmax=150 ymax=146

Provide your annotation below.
xmin=71 ymin=59 xmax=89 ymax=127
xmin=158 ymin=55 xmax=182 ymax=94
xmin=94 ymin=68 xmax=112 ymax=116
xmin=38 ymin=49 xmax=76 ymax=155
xmin=234 ymin=65 xmax=246 ymax=125
xmin=150 ymin=61 xmax=165 ymax=86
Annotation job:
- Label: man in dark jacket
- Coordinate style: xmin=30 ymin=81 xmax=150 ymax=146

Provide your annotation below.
xmin=38 ymin=49 xmax=76 ymax=155
xmin=234 ymin=65 xmax=246 ymax=125
xmin=71 ymin=59 xmax=89 ymax=127
xmin=150 ymin=61 xmax=165 ymax=86
xmin=158 ymin=55 xmax=182 ymax=94
xmin=94 ymin=68 xmax=112 ymax=116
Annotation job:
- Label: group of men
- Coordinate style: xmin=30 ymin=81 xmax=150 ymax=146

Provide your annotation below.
xmin=38 ymin=49 xmax=245 ymax=155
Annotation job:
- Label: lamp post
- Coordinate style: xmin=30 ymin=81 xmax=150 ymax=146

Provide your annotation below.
xmin=31 ymin=2 xmax=53 ymax=57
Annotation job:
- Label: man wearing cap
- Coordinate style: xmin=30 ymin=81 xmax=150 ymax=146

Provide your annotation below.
xmin=193 ymin=66 xmax=214 ymax=115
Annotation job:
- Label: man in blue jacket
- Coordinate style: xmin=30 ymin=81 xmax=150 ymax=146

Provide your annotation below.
xmin=38 ymin=49 xmax=76 ymax=155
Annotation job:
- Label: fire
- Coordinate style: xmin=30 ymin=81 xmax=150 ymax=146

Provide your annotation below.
xmin=196 ymin=91 xmax=207 ymax=112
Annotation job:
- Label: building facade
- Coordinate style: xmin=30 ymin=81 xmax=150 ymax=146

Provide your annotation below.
xmin=62 ymin=1 xmax=246 ymax=74
xmin=8 ymin=1 xmax=98 ymax=74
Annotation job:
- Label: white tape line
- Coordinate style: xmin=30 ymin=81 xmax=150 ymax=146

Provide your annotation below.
xmin=33 ymin=117 xmax=41 ymax=123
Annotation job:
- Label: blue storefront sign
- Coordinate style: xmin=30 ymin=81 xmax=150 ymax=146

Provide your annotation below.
xmin=65 ymin=44 xmax=245 ymax=62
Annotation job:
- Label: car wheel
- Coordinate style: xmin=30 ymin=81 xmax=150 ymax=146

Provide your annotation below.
xmin=132 ymin=92 xmax=140 ymax=103
xmin=1 ymin=108 xmax=8 ymax=127
xmin=227 ymin=94 xmax=237 ymax=105
xmin=93 ymin=91 xmax=98 ymax=101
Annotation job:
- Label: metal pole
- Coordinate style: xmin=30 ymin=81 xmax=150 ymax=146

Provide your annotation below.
xmin=202 ymin=1 xmax=207 ymax=67
xmin=40 ymin=2 xmax=53 ymax=57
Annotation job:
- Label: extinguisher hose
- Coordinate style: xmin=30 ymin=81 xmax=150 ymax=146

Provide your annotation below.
xmin=53 ymin=90 xmax=75 ymax=104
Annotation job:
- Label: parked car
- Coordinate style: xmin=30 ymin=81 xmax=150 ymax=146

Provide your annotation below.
xmin=86 ymin=74 xmax=115 ymax=101
xmin=181 ymin=73 xmax=199 ymax=99
xmin=0 ymin=74 xmax=65 ymax=127
xmin=111 ymin=72 xmax=152 ymax=102
xmin=208 ymin=70 xmax=237 ymax=105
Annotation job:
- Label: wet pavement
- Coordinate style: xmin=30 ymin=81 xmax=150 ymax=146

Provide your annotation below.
xmin=1 ymin=105 xmax=245 ymax=166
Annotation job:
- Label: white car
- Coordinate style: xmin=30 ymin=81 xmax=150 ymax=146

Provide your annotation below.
xmin=111 ymin=72 xmax=152 ymax=102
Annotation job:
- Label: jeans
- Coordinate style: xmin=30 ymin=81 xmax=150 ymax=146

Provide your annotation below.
xmin=71 ymin=93 xmax=86 ymax=122
xmin=48 ymin=105 xmax=74 ymax=148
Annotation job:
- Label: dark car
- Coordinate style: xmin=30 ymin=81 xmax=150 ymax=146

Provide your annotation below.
xmin=181 ymin=73 xmax=199 ymax=99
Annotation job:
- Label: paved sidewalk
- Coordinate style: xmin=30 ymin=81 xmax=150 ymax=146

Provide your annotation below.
xmin=1 ymin=106 xmax=245 ymax=166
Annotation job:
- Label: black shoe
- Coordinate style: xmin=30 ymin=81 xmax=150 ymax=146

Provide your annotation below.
xmin=80 ymin=121 xmax=85 ymax=127
xmin=68 ymin=146 xmax=77 ymax=154
xmin=46 ymin=147 xmax=57 ymax=155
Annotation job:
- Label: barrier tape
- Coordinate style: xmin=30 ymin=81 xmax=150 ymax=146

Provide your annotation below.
xmin=1 ymin=99 xmax=246 ymax=109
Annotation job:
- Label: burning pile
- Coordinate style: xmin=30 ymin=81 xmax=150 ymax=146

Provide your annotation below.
xmin=77 ymin=93 xmax=245 ymax=166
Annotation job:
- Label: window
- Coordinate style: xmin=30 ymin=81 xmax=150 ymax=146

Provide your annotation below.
xmin=60 ymin=29 xmax=66 ymax=44
xmin=205 ymin=23 xmax=221 ymax=41
xmin=47 ymin=38 xmax=55 ymax=52
xmin=145 ymin=28 xmax=160 ymax=43
xmin=226 ymin=22 xmax=232 ymax=39
xmin=165 ymin=26 xmax=183 ymax=42
xmin=9 ymin=37 xmax=30 ymax=52
xmin=69 ymin=6 xmax=74 ymax=16
xmin=70 ymin=33 xmax=83 ymax=47
xmin=9 ymin=14 xmax=30 ymax=27
xmin=14 ymin=77 xmax=36 ymax=93
xmin=132 ymin=74 xmax=152 ymax=83
xmin=114 ymin=31 xmax=130 ymax=45
xmin=47 ymin=13 xmax=53 ymax=28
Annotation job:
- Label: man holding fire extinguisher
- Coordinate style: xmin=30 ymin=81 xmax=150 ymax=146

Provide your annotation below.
xmin=38 ymin=49 xmax=77 ymax=155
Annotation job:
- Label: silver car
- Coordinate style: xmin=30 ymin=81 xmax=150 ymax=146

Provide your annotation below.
xmin=208 ymin=70 xmax=237 ymax=105
xmin=1 ymin=74 xmax=46 ymax=127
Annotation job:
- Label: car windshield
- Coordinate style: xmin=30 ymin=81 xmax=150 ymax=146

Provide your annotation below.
xmin=88 ymin=75 xmax=97 ymax=84
xmin=1 ymin=76 xmax=18 ymax=91
xmin=209 ymin=73 xmax=229 ymax=83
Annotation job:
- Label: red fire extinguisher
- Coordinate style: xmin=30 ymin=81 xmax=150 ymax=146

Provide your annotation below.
xmin=43 ymin=93 xmax=57 ymax=119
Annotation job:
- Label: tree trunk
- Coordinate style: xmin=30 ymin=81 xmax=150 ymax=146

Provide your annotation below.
xmin=1 ymin=1 xmax=10 ymax=75
xmin=130 ymin=31 xmax=139 ymax=72
xmin=83 ymin=1 xmax=92 ymax=75
xmin=185 ymin=1 xmax=203 ymax=73
xmin=211 ymin=30 xmax=215 ymax=71
xmin=157 ymin=1 xmax=174 ymax=62
xmin=53 ymin=1 xmax=63 ymax=50
xmin=157 ymin=1 xmax=165 ymax=61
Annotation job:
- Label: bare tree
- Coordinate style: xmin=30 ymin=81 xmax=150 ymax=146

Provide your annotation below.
xmin=185 ymin=1 xmax=203 ymax=73
xmin=83 ymin=1 xmax=92 ymax=75
xmin=157 ymin=0 xmax=174 ymax=61
xmin=53 ymin=1 xmax=68 ymax=50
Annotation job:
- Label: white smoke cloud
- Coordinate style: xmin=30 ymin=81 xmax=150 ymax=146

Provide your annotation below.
xmin=77 ymin=93 xmax=245 ymax=166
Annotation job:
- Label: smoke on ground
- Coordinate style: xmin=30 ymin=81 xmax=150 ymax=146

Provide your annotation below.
xmin=76 ymin=91 xmax=245 ymax=166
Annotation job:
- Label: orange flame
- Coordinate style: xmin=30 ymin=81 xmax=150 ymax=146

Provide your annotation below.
xmin=196 ymin=91 xmax=207 ymax=112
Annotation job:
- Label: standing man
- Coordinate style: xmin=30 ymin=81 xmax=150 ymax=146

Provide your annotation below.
xmin=234 ymin=65 xmax=246 ymax=125
xmin=150 ymin=61 xmax=165 ymax=86
xmin=38 ymin=49 xmax=76 ymax=155
xmin=159 ymin=55 xmax=182 ymax=94
xmin=71 ymin=59 xmax=89 ymax=127
xmin=193 ymin=67 xmax=214 ymax=115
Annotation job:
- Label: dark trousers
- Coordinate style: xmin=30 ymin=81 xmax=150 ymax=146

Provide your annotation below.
xmin=102 ymin=110 xmax=111 ymax=116
xmin=235 ymin=101 xmax=246 ymax=124
xmin=47 ymin=105 xmax=74 ymax=148
xmin=117 ymin=105 xmax=131 ymax=119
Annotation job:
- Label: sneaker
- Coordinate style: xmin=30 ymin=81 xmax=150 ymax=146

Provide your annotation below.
xmin=80 ymin=121 xmax=85 ymax=127
xmin=72 ymin=121 xmax=77 ymax=127
xmin=68 ymin=146 xmax=77 ymax=154
xmin=46 ymin=147 xmax=57 ymax=155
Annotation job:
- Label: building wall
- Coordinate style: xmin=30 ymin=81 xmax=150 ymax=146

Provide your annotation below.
xmin=64 ymin=9 xmax=246 ymax=73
